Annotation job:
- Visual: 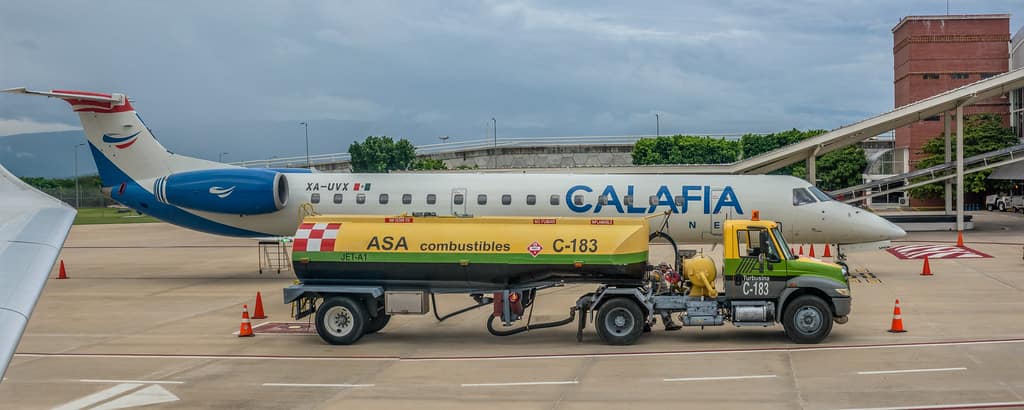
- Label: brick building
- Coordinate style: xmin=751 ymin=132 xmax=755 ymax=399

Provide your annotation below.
xmin=892 ymin=15 xmax=1010 ymax=206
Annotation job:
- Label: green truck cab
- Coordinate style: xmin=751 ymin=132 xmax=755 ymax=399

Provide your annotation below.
xmin=718 ymin=215 xmax=851 ymax=342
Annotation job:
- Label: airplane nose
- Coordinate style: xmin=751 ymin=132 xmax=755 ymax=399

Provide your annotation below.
xmin=862 ymin=211 xmax=906 ymax=240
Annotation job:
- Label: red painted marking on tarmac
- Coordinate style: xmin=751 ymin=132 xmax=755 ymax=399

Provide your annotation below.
xmin=887 ymin=244 xmax=992 ymax=259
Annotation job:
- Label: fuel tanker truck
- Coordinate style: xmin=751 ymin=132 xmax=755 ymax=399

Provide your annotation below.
xmin=283 ymin=211 xmax=851 ymax=345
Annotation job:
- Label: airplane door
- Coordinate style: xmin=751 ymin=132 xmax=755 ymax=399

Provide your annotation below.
xmin=451 ymin=188 xmax=467 ymax=216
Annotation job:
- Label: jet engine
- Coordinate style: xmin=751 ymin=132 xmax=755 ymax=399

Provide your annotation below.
xmin=154 ymin=169 xmax=288 ymax=215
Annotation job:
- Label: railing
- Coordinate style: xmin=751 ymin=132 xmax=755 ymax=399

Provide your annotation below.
xmin=829 ymin=143 xmax=1024 ymax=203
xmin=229 ymin=133 xmax=759 ymax=169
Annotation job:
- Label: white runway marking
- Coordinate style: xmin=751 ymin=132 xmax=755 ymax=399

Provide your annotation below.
xmin=664 ymin=374 xmax=777 ymax=382
xmin=80 ymin=379 xmax=184 ymax=384
xmin=462 ymin=380 xmax=578 ymax=387
xmin=53 ymin=383 xmax=141 ymax=410
xmin=91 ymin=384 xmax=179 ymax=410
xmin=15 ymin=337 xmax=1024 ymax=363
xmin=262 ymin=383 xmax=374 ymax=388
xmin=836 ymin=401 xmax=1024 ymax=410
xmin=856 ymin=367 xmax=966 ymax=375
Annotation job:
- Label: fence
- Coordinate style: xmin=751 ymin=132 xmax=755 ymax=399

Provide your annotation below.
xmin=38 ymin=187 xmax=117 ymax=209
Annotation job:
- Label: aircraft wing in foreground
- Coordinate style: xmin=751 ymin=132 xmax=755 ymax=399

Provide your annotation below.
xmin=0 ymin=163 xmax=76 ymax=380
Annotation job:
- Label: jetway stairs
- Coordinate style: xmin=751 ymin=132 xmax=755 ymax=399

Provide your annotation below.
xmin=827 ymin=143 xmax=1024 ymax=204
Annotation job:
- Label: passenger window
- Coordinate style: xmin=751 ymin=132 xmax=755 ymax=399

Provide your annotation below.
xmin=674 ymin=196 xmax=684 ymax=206
xmin=402 ymin=194 xmax=412 ymax=204
xmin=598 ymin=195 xmax=608 ymax=205
xmin=792 ymin=188 xmax=816 ymax=206
xmin=427 ymin=194 xmax=437 ymax=205
xmin=550 ymin=195 xmax=560 ymax=205
xmin=453 ymin=193 xmax=464 ymax=205
xmin=333 ymin=193 xmax=343 ymax=204
xmin=310 ymin=193 xmax=320 ymax=204
xmin=624 ymin=195 xmax=633 ymax=206
xmin=649 ymin=195 xmax=658 ymax=206
xmin=478 ymin=194 xmax=487 ymax=205
xmin=526 ymin=194 xmax=536 ymax=205
xmin=573 ymin=194 xmax=584 ymax=206
xmin=501 ymin=194 xmax=511 ymax=205
xmin=379 ymin=193 xmax=389 ymax=205
xmin=357 ymin=193 xmax=366 ymax=204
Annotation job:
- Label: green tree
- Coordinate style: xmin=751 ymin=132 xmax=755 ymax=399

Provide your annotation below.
xmin=631 ymin=128 xmax=867 ymax=191
xmin=632 ymin=135 xmax=741 ymax=165
xmin=909 ymin=114 xmax=1018 ymax=199
xmin=410 ymin=158 xmax=448 ymax=170
xmin=348 ymin=136 xmax=417 ymax=173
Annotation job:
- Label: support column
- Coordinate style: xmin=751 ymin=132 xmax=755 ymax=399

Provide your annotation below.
xmin=956 ymin=105 xmax=965 ymax=232
xmin=944 ymin=112 xmax=952 ymax=214
xmin=806 ymin=154 xmax=816 ymax=186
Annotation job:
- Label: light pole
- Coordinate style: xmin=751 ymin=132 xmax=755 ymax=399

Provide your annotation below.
xmin=74 ymin=143 xmax=84 ymax=208
xmin=492 ymin=117 xmax=497 ymax=147
xmin=300 ymin=121 xmax=310 ymax=168
xmin=219 ymin=152 xmax=229 ymax=162
xmin=655 ymin=113 xmax=660 ymax=137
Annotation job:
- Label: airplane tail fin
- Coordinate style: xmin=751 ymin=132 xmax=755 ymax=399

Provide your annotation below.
xmin=2 ymin=87 xmax=224 ymax=186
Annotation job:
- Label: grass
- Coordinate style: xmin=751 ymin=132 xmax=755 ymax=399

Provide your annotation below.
xmin=73 ymin=207 xmax=161 ymax=225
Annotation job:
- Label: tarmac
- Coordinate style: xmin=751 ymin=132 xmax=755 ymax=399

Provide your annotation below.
xmin=1 ymin=211 xmax=1024 ymax=409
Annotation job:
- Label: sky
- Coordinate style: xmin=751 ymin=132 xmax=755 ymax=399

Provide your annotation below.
xmin=1 ymin=1 xmax=1021 ymax=176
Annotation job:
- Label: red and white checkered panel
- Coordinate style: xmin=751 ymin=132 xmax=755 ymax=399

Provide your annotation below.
xmin=293 ymin=222 xmax=341 ymax=252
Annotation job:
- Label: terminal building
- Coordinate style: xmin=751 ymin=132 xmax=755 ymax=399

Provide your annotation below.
xmin=892 ymin=14 xmax=1011 ymax=207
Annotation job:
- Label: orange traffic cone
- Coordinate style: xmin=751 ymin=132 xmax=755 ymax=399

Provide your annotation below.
xmin=809 ymin=244 xmax=816 ymax=258
xmin=799 ymin=245 xmax=804 ymax=255
xmin=823 ymin=243 xmax=832 ymax=258
xmin=920 ymin=256 xmax=932 ymax=276
xmin=888 ymin=299 xmax=907 ymax=333
xmin=57 ymin=260 xmax=68 ymax=279
xmin=956 ymin=231 xmax=964 ymax=247
xmin=238 ymin=304 xmax=254 ymax=337
xmin=252 ymin=292 xmax=267 ymax=319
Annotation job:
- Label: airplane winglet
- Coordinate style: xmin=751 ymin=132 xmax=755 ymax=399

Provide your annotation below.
xmin=3 ymin=87 xmax=125 ymax=104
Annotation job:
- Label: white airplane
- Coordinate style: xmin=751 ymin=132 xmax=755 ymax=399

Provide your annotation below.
xmin=0 ymin=162 xmax=76 ymax=380
xmin=3 ymin=87 xmax=905 ymax=251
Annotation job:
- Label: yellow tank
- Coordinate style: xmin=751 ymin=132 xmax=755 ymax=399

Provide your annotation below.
xmin=683 ymin=255 xmax=718 ymax=298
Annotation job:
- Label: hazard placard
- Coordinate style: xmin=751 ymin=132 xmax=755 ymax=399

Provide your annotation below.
xmin=527 ymin=241 xmax=543 ymax=257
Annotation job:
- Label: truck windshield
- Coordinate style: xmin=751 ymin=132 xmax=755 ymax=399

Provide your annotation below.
xmin=772 ymin=227 xmax=794 ymax=260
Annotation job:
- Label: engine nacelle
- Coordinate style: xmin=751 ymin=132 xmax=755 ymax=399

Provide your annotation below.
xmin=155 ymin=169 xmax=288 ymax=215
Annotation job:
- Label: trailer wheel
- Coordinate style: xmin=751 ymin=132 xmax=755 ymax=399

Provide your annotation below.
xmin=315 ymin=296 xmax=367 ymax=345
xmin=782 ymin=295 xmax=833 ymax=344
xmin=595 ymin=298 xmax=644 ymax=345
xmin=987 ymin=203 xmax=995 ymax=211
xmin=365 ymin=313 xmax=391 ymax=334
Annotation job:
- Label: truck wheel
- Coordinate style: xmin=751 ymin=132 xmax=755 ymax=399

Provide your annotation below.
xmin=782 ymin=295 xmax=833 ymax=344
xmin=987 ymin=203 xmax=995 ymax=211
xmin=596 ymin=298 xmax=644 ymax=345
xmin=999 ymin=202 xmax=1006 ymax=212
xmin=365 ymin=313 xmax=391 ymax=334
xmin=315 ymin=296 xmax=367 ymax=345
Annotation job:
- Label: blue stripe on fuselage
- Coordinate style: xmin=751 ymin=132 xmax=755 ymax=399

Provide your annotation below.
xmin=87 ymin=142 xmax=273 ymax=237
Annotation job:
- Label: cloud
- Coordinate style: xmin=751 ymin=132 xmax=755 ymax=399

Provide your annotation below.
xmin=264 ymin=95 xmax=389 ymax=122
xmin=0 ymin=118 xmax=80 ymax=137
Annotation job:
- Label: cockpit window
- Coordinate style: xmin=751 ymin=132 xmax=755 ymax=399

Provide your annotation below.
xmin=792 ymin=188 xmax=816 ymax=206
xmin=808 ymin=186 xmax=832 ymax=202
